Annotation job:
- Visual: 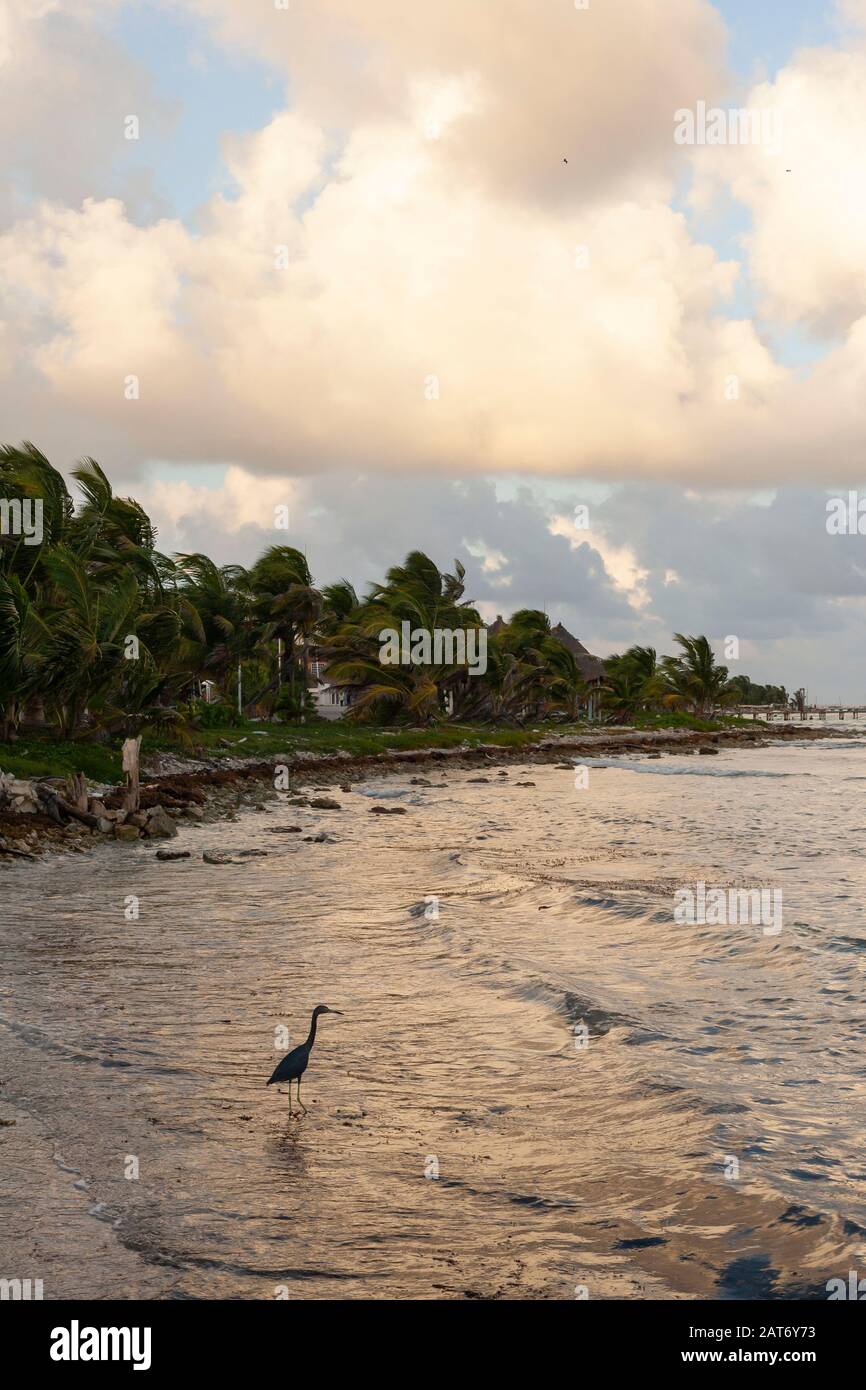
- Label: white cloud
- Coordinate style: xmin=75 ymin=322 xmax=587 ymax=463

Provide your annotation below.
xmin=3 ymin=0 xmax=866 ymax=491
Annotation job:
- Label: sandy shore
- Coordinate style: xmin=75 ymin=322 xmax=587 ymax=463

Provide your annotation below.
xmin=0 ymin=722 xmax=853 ymax=864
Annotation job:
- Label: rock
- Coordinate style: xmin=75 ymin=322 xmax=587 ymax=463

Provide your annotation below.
xmin=646 ymin=752 xmax=662 ymax=759
xmin=467 ymin=777 xmax=490 ymax=784
xmin=268 ymin=826 xmax=303 ymax=834
xmin=369 ymin=805 xmax=408 ymax=815
xmin=698 ymin=746 xmax=719 ymax=756
xmin=114 ymin=825 xmax=141 ymax=842
xmin=127 ymin=812 xmax=148 ymax=828
xmin=237 ymin=849 xmax=268 ymax=857
xmin=410 ymin=777 xmax=432 ymax=786
xmin=286 ymin=796 xmax=309 ymax=807
xmin=309 ymin=797 xmax=341 ymax=810
xmin=304 ymin=831 xmax=338 ymax=843
xmin=340 ymin=784 xmax=352 ymax=793
xmin=515 ymin=781 xmax=536 ymax=787
xmin=156 ymin=848 xmax=190 ymax=860
xmin=182 ymin=806 xmax=204 ymax=820
xmin=203 ymin=851 xmax=238 ymax=865
xmin=94 ymin=817 xmax=114 ymax=834
xmin=144 ymin=809 xmax=178 ymax=839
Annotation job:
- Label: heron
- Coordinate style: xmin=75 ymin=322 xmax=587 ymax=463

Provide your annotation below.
xmin=267 ymin=1004 xmax=342 ymax=1117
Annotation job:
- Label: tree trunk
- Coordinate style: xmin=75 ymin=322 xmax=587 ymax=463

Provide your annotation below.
xmin=122 ymin=735 xmax=142 ymax=812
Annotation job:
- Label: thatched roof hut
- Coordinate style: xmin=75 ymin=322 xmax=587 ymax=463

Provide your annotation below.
xmin=548 ymin=623 xmax=607 ymax=685
xmin=485 ymin=615 xmax=606 ymax=685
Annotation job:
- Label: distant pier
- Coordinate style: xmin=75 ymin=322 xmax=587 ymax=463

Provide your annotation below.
xmin=738 ymin=705 xmax=866 ymax=722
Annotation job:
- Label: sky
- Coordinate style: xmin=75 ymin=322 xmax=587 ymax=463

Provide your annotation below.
xmin=2 ymin=0 xmax=866 ymax=700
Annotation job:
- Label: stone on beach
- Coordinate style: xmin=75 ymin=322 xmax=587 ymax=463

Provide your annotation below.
xmin=143 ymin=807 xmax=178 ymax=839
xmin=309 ymin=796 xmax=342 ymax=810
xmin=156 ymin=848 xmax=190 ymax=860
xmin=114 ymin=824 xmax=141 ymax=842
xmin=369 ymin=805 xmax=408 ymax=815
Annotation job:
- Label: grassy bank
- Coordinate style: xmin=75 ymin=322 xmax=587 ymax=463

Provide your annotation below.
xmin=0 ymin=714 xmax=767 ymax=785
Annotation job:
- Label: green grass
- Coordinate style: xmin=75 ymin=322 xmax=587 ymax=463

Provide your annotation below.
xmin=158 ymin=720 xmax=592 ymax=761
xmin=0 ymin=712 xmax=766 ymax=785
xmin=0 ymin=739 xmax=123 ymax=783
xmin=629 ymin=711 xmax=765 ymax=732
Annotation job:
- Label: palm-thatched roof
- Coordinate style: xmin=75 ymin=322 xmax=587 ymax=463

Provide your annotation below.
xmin=548 ymin=623 xmax=607 ymax=684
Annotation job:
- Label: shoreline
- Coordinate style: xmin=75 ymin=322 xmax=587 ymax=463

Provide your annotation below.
xmin=0 ymin=721 xmax=854 ymax=865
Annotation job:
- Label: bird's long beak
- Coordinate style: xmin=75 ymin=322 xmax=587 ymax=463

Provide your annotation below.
xmin=330 ymin=1009 xmax=344 ymax=1015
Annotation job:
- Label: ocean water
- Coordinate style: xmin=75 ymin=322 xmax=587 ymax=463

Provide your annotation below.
xmin=2 ymin=737 xmax=866 ymax=1300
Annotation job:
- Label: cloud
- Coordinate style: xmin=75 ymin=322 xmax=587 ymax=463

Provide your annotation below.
xmin=180 ymin=0 xmax=728 ymax=206
xmin=129 ymin=463 xmax=866 ymax=700
xmin=690 ymin=39 xmax=866 ymax=337
xmin=0 ymin=105 xmax=795 ymax=483
xmin=0 ymin=0 xmax=174 ymax=226
xmin=5 ymin=1 xmax=866 ymax=485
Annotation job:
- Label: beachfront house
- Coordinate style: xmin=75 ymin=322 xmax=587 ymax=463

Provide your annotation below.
xmin=304 ymin=646 xmax=362 ymax=720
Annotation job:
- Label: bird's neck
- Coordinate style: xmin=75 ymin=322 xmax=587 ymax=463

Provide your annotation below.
xmin=305 ymin=1012 xmax=319 ymax=1048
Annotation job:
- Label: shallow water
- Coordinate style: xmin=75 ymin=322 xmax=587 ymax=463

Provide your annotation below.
xmin=2 ymin=739 xmax=866 ymax=1300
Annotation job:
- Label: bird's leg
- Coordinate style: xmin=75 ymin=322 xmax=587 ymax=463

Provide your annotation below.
xmin=296 ymin=1078 xmax=307 ymax=1116
xmin=288 ymin=1080 xmax=296 ymax=1119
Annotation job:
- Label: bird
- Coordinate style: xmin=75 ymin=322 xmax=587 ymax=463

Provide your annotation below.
xmin=267 ymin=1004 xmax=342 ymax=1117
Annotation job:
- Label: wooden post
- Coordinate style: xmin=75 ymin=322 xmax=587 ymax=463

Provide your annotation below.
xmin=122 ymin=736 xmax=142 ymax=812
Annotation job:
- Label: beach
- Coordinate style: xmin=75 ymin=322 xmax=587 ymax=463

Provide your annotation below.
xmin=2 ymin=735 xmax=866 ymax=1299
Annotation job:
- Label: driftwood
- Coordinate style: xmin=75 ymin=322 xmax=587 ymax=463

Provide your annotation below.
xmin=34 ymin=786 xmax=64 ymax=824
xmin=36 ymin=785 xmax=99 ymax=828
xmin=66 ymin=772 xmax=89 ymax=813
xmin=0 ymin=844 xmax=36 ymax=860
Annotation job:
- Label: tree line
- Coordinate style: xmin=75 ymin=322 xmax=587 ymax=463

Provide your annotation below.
xmin=0 ymin=444 xmax=778 ymax=739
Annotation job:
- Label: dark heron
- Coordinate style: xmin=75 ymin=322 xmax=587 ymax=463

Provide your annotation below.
xmin=266 ymin=1004 xmax=342 ymax=1116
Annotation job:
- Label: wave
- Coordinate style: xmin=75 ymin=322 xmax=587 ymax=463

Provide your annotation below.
xmin=579 ymin=758 xmax=802 ymax=778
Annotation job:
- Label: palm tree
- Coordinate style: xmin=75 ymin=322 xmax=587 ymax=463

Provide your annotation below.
xmin=249 ymin=546 xmax=322 ymax=703
xmin=325 ymin=552 xmax=484 ymax=724
xmin=175 ymin=554 xmax=258 ymax=707
xmin=661 ymin=634 xmax=739 ymax=718
xmin=544 ymin=642 xmax=589 ymax=721
xmin=0 ymin=574 xmax=51 ymax=739
xmin=600 ymin=645 xmax=665 ymax=722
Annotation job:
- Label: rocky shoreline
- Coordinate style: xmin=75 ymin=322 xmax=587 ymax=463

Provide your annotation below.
xmin=0 ymin=722 xmax=854 ymax=864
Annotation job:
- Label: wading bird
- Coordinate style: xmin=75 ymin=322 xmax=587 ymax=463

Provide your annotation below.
xmin=267 ymin=1004 xmax=342 ymax=1117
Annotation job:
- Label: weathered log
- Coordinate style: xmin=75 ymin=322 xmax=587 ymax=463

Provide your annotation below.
xmin=37 ymin=786 xmax=100 ymax=828
xmin=35 ymin=786 xmax=64 ymax=824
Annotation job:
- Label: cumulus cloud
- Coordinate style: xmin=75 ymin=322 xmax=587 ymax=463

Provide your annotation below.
xmin=180 ymin=0 xmax=727 ymax=206
xmin=689 ymin=40 xmax=866 ymax=337
xmin=0 ymin=102 xmax=798 ymax=483
xmin=0 ymin=0 xmax=174 ymax=225
xmin=2 ymin=0 xmax=866 ymax=507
